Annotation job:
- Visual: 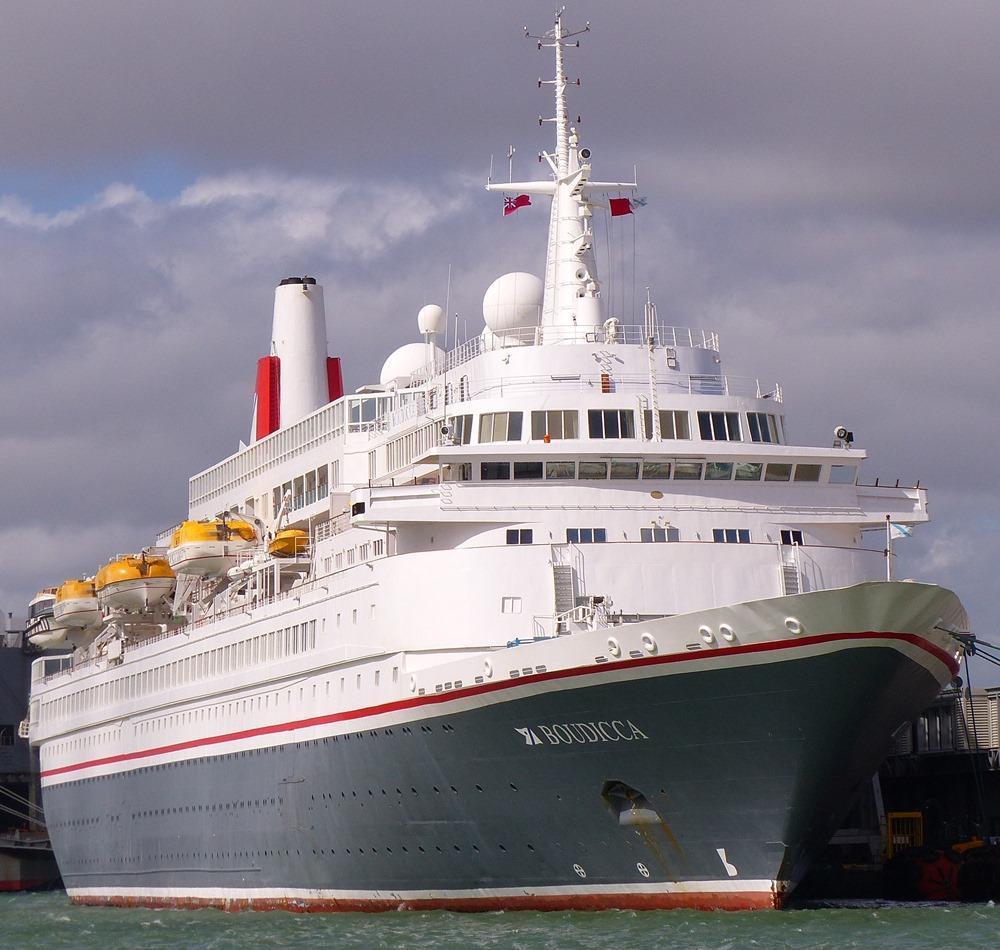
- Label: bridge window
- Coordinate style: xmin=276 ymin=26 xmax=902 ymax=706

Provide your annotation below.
xmin=735 ymin=462 xmax=763 ymax=481
xmin=578 ymin=461 xmax=609 ymax=479
xmin=747 ymin=412 xmax=780 ymax=443
xmin=780 ymin=530 xmax=803 ymax=546
xmin=546 ymin=460 xmax=576 ymax=479
xmin=479 ymin=412 xmax=523 ymax=443
xmin=705 ymin=461 xmax=733 ymax=480
xmin=513 ymin=461 xmax=544 ymax=480
xmin=673 ymin=461 xmax=703 ymax=480
xmin=609 ymin=459 xmax=640 ymax=479
xmin=641 ymin=461 xmax=671 ymax=479
xmin=506 ymin=529 xmax=533 ymax=545
xmin=698 ymin=411 xmax=742 ymax=441
xmin=531 ymin=410 xmax=578 ymax=440
xmin=588 ymin=409 xmax=636 ymax=439
xmin=829 ymin=464 xmax=857 ymax=485
xmin=764 ymin=463 xmax=792 ymax=482
xmin=480 ymin=461 xmax=511 ymax=480
xmin=567 ymin=528 xmax=607 ymax=544
xmin=794 ymin=464 xmax=822 ymax=482
xmin=713 ymin=529 xmax=750 ymax=543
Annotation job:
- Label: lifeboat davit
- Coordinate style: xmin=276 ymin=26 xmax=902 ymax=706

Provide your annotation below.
xmin=167 ymin=518 xmax=257 ymax=576
xmin=52 ymin=579 xmax=101 ymax=628
xmin=95 ymin=554 xmax=176 ymax=612
xmin=268 ymin=528 xmax=309 ymax=558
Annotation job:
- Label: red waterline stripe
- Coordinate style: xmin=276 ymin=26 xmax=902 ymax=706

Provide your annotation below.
xmin=71 ymin=889 xmax=784 ymax=913
xmin=41 ymin=630 xmax=956 ymax=779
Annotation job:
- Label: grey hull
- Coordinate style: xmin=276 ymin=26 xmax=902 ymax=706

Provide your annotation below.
xmin=44 ymin=638 xmax=947 ymax=910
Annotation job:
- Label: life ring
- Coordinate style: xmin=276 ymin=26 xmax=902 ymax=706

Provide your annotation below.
xmin=719 ymin=623 xmax=736 ymax=642
xmin=699 ymin=624 xmax=715 ymax=644
xmin=641 ymin=632 xmax=657 ymax=654
xmin=607 ymin=637 xmax=622 ymax=658
xmin=484 ymin=658 xmax=494 ymax=678
xmin=784 ymin=617 xmax=803 ymax=635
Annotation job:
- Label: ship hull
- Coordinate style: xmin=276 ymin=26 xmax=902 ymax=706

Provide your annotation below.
xmin=39 ymin=583 xmax=961 ymax=913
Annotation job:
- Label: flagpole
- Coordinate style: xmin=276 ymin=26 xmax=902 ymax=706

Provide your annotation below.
xmin=885 ymin=514 xmax=892 ymax=581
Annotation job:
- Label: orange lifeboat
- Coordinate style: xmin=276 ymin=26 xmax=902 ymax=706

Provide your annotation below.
xmin=166 ymin=517 xmax=257 ymax=576
xmin=52 ymin=579 xmax=101 ymax=628
xmin=95 ymin=555 xmax=176 ymax=612
xmin=268 ymin=529 xmax=308 ymax=558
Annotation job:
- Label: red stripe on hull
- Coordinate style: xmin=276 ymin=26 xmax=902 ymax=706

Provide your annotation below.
xmin=0 ymin=879 xmax=50 ymax=891
xmin=41 ymin=629 xmax=955 ymax=779
xmin=70 ymin=890 xmax=784 ymax=913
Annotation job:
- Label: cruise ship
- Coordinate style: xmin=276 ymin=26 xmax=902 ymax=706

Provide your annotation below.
xmin=24 ymin=13 xmax=969 ymax=912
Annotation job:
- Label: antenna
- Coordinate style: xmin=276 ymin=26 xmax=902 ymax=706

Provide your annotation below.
xmin=507 ymin=145 xmax=516 ymax=182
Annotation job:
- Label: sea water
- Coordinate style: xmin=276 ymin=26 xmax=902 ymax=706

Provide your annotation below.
xmin=3 ymin=893 xmax=999 ymax=949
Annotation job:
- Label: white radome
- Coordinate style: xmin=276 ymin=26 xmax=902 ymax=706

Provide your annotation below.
xmin=417 ymin=304 xmax=446 ymax=336
xmin=380 ymin=342 xmax=445 ymax=386
xmin=482 ymin=272 xmax=543 ymax=333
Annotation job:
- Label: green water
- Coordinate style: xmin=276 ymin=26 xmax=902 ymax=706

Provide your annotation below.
xmin=2 ymin=893 xmax=998 ymax=949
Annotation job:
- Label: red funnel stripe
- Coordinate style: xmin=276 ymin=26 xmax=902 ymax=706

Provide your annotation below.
xmin=255 ymin=356 xmax=280 ymax=440
xmin=327 ymin=356 xmax=343 ymax=402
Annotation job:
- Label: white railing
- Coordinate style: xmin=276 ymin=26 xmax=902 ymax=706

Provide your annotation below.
xmin=407 ymin=323 xmax=719 ymax=387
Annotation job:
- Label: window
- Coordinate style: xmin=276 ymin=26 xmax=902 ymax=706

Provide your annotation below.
xmin=506 ymin=529 xmax=533 ymax=545
xmin=640 ymin=527 xmax=679 ymax=543
xmin=713 ymin=529 xmax=751 ymax=543
xmin=641 ymin=461 xmax=671 ymax=479
xmin=479 ymin=412 xmax=523 ymax=443
xmin=705 ymin=461 xmax=733 ymax=480
xmin=830 ymin=464 xmax=857 ymax=485
xmin=443 ymin=462 xmax=472 ymax=482
xmin=764 ymin=463 xmax=792 ymax=482
xmin=734 ymin=462 xmax=763 ymax=481
xmin=747 ymin=412 xmax=780 ymax=443
xmin=673 ymin=461 xmax=703 ymax=480
xmin=546 ymin=460 xmax=576 ymax=479
xmin=567 ymin=528 xmax=607 ymax=544
xmin=447 ymin=414 xmax=474 ymax=445
xmin=513 ymin=461 xmax=543 ymax=480
xmin=501 ymin=596 xmax=522 ymax=614
xmin=480 ymin=461 xmax=511 ymax=480
xmin=794 ymin=464 xmax=822 ymax=482
xmin=609 ymin=459 xmax=640 ymax=479
xmin=578 ymin=460 xmax=608 ymax=479
xmin=641 ymin=409 xmax=691 ymax=440
xmin=588 ymin=409 xmax=636 ymax=439
xmin=698 ymin=411 xmax=742 ymax=441
xmin=780 ymin=530 xmax=803 ymax=546
xmin=531 ymin=410 xmax=578 ymax=440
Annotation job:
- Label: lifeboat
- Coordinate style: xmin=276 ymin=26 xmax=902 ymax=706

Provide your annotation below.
xmin=52 ymin=579 xmax=101 ymax=628
xmin=95 ymin=554 xmax=176 ymax=612
xmin=167 ymin=517 xmax=257 ymax=576
xmin=268 ymin=528 xmax=309 ymax=558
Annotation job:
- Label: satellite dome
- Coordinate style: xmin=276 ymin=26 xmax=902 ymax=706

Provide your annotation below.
xmin=482 ymin=272 xmax=543 ymax=333
xmin=417 ymin=304 xmax=446 ymax=336
xmin=380 ymin=342 xmax=445 ymax=386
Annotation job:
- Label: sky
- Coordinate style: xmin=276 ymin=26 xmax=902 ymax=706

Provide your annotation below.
xmin=1 ymin=1 xmax=998 ymax=681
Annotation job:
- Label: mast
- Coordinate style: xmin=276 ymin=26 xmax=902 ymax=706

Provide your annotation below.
xmin=486 ymin=9 xmax=636 ymax=343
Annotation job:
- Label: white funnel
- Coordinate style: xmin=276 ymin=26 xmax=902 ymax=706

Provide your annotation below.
xmin=270 ymin=277 xmax=330 ymax=428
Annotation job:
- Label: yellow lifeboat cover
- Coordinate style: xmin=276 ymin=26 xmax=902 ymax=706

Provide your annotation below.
xmin=269 ymin=529 xmax=309 ymax=558
xmin=170 ymin=518 xmax=256 ymax=547
xmin=95 ymin=555 xmax=175 ymax=592
xmin=56 ymin=579 xmax=95 ymax=602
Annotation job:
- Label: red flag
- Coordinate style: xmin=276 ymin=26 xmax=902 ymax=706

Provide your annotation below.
xmin=609 ymin=197 xmax=633 ymax=217
xmin=503 ymin=194 xmax=531 ymax=216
